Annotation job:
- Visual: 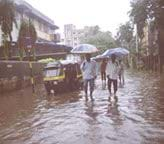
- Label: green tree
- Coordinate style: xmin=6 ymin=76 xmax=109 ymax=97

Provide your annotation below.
xmin=28 ymin=21 xmax=37 ymax=60
xmin=18 ymin=21 xmax=28 ymax=60
xmin=130 ymin=0 xmax=164 ymax=72
xmin=116 ymin=22 xmax=134 ymax=52
xmin=0 ymin=0 xmax=17 ymax=60
xmin=130 ymin=0 xmax=148 ymax=39
xmin=79 ymin=26 xmax=116 ymax=54
xmin=18 ymin=20 xmax=37 ymax=61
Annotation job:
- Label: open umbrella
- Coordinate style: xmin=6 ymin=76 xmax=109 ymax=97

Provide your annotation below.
xmin=102 ymin=47 xmax=129 ymax=57
xmin=91 ymin=54 xmax=108 ymax=61
xmin=71 ymin=44 xmax=98 ymax=54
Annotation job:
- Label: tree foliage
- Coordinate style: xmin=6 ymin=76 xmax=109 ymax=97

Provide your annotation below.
xmin=0 ymin=0 xmax=17 ymax=59
xmin=130 ymin=0 xmax=164 ymax=39
xmin=79 ymin=25 xmax=116 ymax=53
xmin=130 ymin=0 xmax=148 ymax=39
xmin=130 ymin=0 xmax=164 ymax=72
xmin=116 ymin=21 xmax=134 ymax=51
xmin=18 ymin=20 xmax=37 ymax=60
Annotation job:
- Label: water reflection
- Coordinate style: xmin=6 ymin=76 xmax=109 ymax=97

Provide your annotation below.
xmin=0 ymin=71 xmax=164 ymax=144
xmin=106 ymin=101 xmax=124 ymax=127
xmin=107 ymin=102 xmax=119 ymax=116
xmin=45 ymin=91 xmax=82 ymax=105
xmin=85 ymin=101 xmax=98 ymax=121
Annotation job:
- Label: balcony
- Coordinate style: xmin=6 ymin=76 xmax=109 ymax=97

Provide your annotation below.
xmin=51 ymin=33 xmax=61 ymax=43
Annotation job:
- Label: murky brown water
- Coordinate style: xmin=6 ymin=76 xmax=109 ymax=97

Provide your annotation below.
xmin=0 ymin=71 xmax=164 ymax=144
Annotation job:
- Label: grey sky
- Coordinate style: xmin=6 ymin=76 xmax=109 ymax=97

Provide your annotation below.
xmin=26 ymin=0 xmax=131 ymax=35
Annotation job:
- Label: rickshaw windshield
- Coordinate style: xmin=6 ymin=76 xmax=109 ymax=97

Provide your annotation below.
xmin=44 ymin=67 xmax=63 ymax=77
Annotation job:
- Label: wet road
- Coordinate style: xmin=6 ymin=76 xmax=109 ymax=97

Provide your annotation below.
xmin=0 ymin=71 xmax=164 ymax=144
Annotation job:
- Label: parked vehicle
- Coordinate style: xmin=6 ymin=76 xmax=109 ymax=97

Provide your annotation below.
xmin=43 ymin=60 xmax=83 ymax=95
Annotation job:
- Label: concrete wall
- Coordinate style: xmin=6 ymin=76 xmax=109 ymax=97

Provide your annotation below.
xmin=0 ymin=44 xmax=71 ymax=60
xmin=0 ymin=61 xmax=45 ymax=94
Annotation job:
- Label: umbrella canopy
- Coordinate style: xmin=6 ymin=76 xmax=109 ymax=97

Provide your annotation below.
xmin=71 ymin=44 xmax=98 ymax=54
xmin=91 ymin=55 xmax=108 ymax=61
xmin=102 ymin=47 xmax=129 ymax=57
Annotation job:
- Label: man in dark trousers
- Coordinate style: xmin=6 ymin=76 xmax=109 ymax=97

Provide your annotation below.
xmin=100 ymin=58 xmax=107 ymax=87
xmin=81 ymin=54 xmax=97 ymax=101
xmin=106 ymin=54 xmax=119 ymax=100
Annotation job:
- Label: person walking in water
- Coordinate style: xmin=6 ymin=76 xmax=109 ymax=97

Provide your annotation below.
xmin=81 ymin=54 xmax=97 ymax=101
xmin=106 ymin=54 xmax=119 ymax=100
xmin=118 ymin=59 xmax=125 ymax=85
xmin=100 ymin=58 xmax=107 ymax=88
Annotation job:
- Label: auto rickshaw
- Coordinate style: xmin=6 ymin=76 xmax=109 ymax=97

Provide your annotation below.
xmin=43 ymin=60 xmax=83 ymax=95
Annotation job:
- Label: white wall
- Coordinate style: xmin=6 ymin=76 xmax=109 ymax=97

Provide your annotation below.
xmin=0 ymin=12 xmax=55 ymax=46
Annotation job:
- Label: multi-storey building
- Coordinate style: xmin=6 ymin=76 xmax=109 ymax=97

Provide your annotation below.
xmin=0 ymin=0 xmax=71 ymax=59
xmin=0 ymin=0 xmax=59 ymax=45
xmin=64 ymin=24 xmax=79 ymax=47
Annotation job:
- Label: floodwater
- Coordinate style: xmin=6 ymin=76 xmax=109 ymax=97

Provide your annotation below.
xmin=0 ymin=71 xmax=164 ymax=144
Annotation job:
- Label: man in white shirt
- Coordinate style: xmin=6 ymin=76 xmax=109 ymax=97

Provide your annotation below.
xmin=81 ymin=54 xmax=97 ymax=101
xmin=106 ymin=54 xmax=119 ymax=99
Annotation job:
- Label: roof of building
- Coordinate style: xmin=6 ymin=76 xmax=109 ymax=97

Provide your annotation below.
xmin=15 ymin=0 xmax=59 ymax=30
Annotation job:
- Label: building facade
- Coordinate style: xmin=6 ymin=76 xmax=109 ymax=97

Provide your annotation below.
xmin=0 ymin=0 xmax=59 ymax=45
xmin=64 ymin=24 xmax=79 ymax=47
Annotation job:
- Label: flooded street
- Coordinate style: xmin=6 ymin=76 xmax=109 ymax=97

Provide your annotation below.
xmin=0 ymin=71 xmax=164 ymax=144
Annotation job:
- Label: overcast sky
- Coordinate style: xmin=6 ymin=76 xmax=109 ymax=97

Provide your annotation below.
xmin=26 ymin=0 xmax=131 ymax=35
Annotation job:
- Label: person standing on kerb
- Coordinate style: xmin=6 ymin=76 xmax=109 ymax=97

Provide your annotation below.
xmin=81 ymin=54 xmax=97 ymax=101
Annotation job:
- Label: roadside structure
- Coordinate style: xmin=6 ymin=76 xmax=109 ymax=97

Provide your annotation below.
xmin=0 ymin=0 xmax=72 ymax=60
